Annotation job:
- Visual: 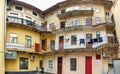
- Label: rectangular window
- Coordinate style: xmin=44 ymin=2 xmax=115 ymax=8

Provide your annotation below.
xmin=15 ymin=6 xmax=23 ymax=11
xmin=96 ymin=31 xmax=100 ymax=38
xmin=71 ymin=35 xmax=77 ymax=45
xmin=49 ymin=60 xmax=53 ymax=69
xmin=25 ymin=35 xmax=31 ymax=47
xmin=61 ymin=9 xmax=66 ymax=14
xmin=60 ymin=21 xmax=65 ymax=28
xmin=96 ymin=17 xmax=100 ymax=24
xmin=20 ymin=58 xmax=28 ymax=69
xmin=10 ymin=33 xmax=18 ymax=43
xmin=95 ymin=8 xmax=100 ymax=12
xmin=70 ymin=58 xmax=76 ymax=71
xmin=32 ymin=11 xmax=37 ymax=16
xmin=96 ymin=54 xmax=101 ymax=60
xmin=42 ymin=39 xmax=47 ymax=50
xmin=71 ymin=19 xmax=77 ymax=26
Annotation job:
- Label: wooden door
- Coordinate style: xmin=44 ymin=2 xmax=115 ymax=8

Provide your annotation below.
xmin=39 ymin=60 xmax=43 ymax=69
xmin=86 ymin=34 xmax=92 ymax=48
xmin=85 ymin=56 xmax=92 ymax=74
xmin=57 ymin=57 xmax=62 ymax=74
xmin=42 ymin=39 xmax=47 ymax=51
xmin=35 ymin=43 xmax=40 ymax=52
xmin=59 ymin=36 xmax=64 ymax=50
xmin=86 ymin=18 xmax=92 ymax=26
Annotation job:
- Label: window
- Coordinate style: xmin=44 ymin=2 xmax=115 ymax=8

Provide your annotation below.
xmin=25 ymin=16 xmax=32 ymax=21
xmin=32 ymin=11 xmax=37 ymax=16
xmin=95 ymin=8 xmax=100 ymax=12
xmin=105 ymin=12 xmax=109 ymax=16
xmin=49 ymin=60 xmax=53 ymax=69
xmin=70 ymin=58 xmax=76 ymax=71
xmin=71 ymin=19 xmax=77 ymax=26
xmin=61 ymin=9 xmax=66 ymax=14
xmin=96 ymin=54 xmax=101 ymax=60
xmin=39 ymin=60 xmax=43 ymax=69
xmin=10 ymin=33 xmax=18 ymax=43
xmin=71 ymin=35 xmax=77 ymax=45
xmin=42 ymin=39 xmax=47 ymax=50
xmin=60 ymin=21 xmax=65 ymax=28
xmin=96 ymin=31 xmax=100 ymax=38
xmin=15 ymin=6 xmax=23 ymax=11
xmin=9 ymin=13 xmax=19 ymax=23
xmin=25 ymin=35 xmax=31 ymax=47
xmin=96 ymin=17 xmax=100 ymax=24
xmin=20 ymin=58 xmax=28 ymax=69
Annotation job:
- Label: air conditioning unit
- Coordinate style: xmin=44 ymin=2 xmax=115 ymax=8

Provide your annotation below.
xmin=103 ymin=52 xmax=109 ymax=58
xmin=30 ymin=55 xmax=35 ymax=60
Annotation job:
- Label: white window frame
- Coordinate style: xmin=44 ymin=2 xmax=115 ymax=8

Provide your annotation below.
xmin=95 ymin=8 xmax=100 ymax=12
xmin=10 ymin=33 xmax=18 ymax=43
xmin=71 ymin=19 xmax=78 ymax=26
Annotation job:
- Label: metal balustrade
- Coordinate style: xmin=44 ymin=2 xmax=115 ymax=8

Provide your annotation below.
xmin=7 ymin=16 xmax=47 ymax=31
xmin=6 ymin=43 xmax=25 ymax=50
xmin=53 ymin=36 xmax=118 ymax=51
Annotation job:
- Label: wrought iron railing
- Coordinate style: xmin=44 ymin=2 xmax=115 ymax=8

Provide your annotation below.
xmin=7 ymin=16 xmax=47 ymax=31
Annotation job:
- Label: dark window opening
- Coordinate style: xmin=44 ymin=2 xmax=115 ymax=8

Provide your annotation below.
xmin=61 ymin=9 xmax=66 ymax=14
xmin=15 ymin=6 xmax=22 ymax=11
xmin=71 ymin=35 xmax=77 ymax=45
xmin=33 ymin=11 xmax=37 ymax=16
xmin=60 ymin=21 xmax=65 ymax=28
xmin=96 ymin=54 xmax=101 ymax=60
xmin=20 ymin=58 xmax=28 ymax=69
xmin=70 ymin=58 xmax=76 ymax=71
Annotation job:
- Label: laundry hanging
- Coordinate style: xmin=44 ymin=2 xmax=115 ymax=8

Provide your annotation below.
xmin=80 ymin=39 xmax=85 ymax=44
xmin=98 ymin=37 xmax=103 ymax=42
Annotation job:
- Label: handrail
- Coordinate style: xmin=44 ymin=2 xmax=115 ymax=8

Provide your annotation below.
xmin=7 ymin=16 xmax=47 ymax=31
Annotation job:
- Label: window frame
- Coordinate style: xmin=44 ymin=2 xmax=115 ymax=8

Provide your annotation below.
xmin=10 ymin=33 xmax=18 ymax=43
xmin=71 ymin=35 xmax=77 ymax=45
xmin=96 ymin=31 xmax=100 ymax=38
xmin=96 ymin=17 xmax=100 ymax=24
xmin=70 ymin=58 xmax=77 ymax=71
xmin=20 ymin=57 xmax=28 ymax=69
xmin=49 ymin=60 xmax=53 ymax=69
xmin=25 ymin=35 xmax=32 ymax=47
xmin=95 ymin=8 xmax=100 ymax=12
xmin=15 ymin=5 xmax=23 ymax=11
xmin=32 ymin=11 xmax=38 ymax=16
xmin=71 ymin=19 xmax=78 ymax=26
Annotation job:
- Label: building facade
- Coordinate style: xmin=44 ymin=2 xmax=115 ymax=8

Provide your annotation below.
xmin=43 ymin=0 xmax=118 ymax=74
xmin=1 ymin=0 xmax=120 ymax=74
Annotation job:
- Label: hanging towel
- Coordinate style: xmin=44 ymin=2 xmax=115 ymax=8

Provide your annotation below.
xmin=93 ymin=38 xmax=98 ymax=43
xmin=98 ymin=37 xmax=103 ymax=42
xmin=80 ymin=39 xmax=85 ymax=44
xmin=88 ymin=39 xmax=93 ymax=44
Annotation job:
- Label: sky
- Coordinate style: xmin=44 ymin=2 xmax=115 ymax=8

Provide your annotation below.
xmin=18 ymin=0 xmax=66 ymax=11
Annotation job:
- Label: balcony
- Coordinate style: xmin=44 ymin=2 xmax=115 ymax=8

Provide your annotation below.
xmin=53 ymin=18 xmax=115 ymax=34
xmin=6 ymin=43 xmax=41 ymax=54
xmin=51 ymin=36 xmax=119 ymax=53
xmin=57 ymin=7 xmax=94 ymax=19
xmin=7 ymin=16 xmax=47 ymax=32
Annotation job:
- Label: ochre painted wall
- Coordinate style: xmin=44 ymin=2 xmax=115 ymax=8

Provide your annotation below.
xmin=5 ymin=52 xmax=42 ymax=72
xmin=6 ymin=26 xmax=40 ymax=52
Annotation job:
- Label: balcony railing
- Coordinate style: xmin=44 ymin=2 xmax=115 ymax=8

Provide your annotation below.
xmin=53 ymin=36 xmax=118 ymax=51
xmin=6 ymin=43 xmax=25 ymax=50
xmin=7 ymin=16 xmax=47 ymax=32
xmin=53 ymin=17 xmax=115 ymax=33
xmin=57 ymin=7 xmax=94 ymax=19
